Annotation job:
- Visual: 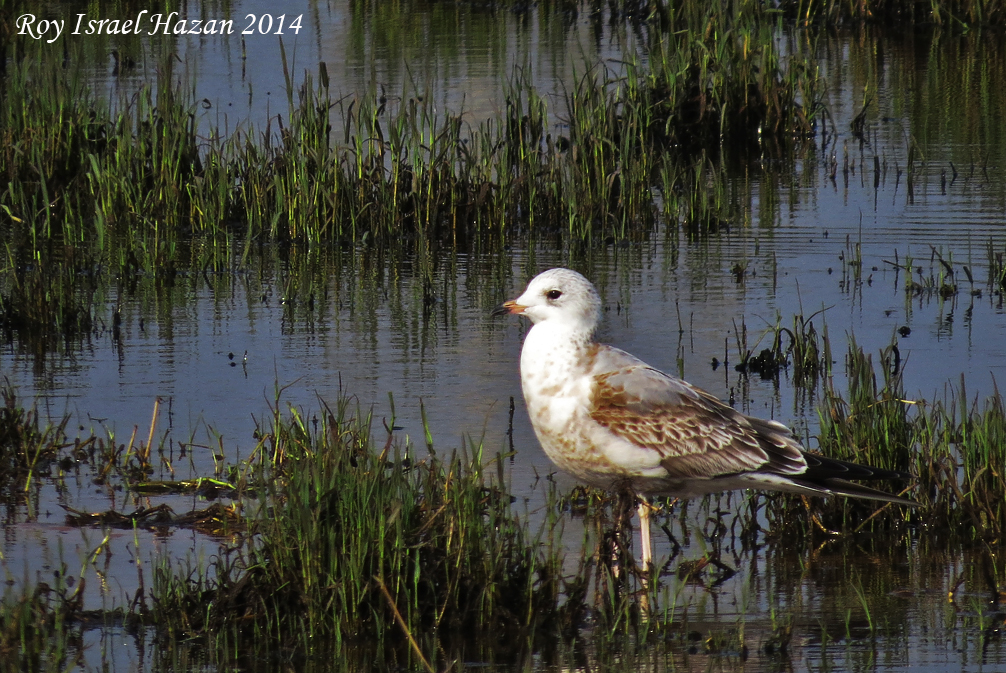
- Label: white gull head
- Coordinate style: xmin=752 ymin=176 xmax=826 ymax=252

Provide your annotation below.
xmin=503 ymin=267 xmax=602 ymax=336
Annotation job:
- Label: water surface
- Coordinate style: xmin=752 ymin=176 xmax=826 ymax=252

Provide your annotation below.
xmin=3 ymin=4 xmax=1006 ymax=671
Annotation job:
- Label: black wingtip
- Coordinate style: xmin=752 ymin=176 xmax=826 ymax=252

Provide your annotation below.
xmin=801 ymin=452 xmax=912 ymax=483
xmin=796 ymin=452 xmax=917 ymax=506
xmin=818 ymin=478 xmax=918 ymax=507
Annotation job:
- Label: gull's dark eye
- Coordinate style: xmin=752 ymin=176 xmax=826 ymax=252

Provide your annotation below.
xmin=546 ymin=289 xmax=562 ymax=300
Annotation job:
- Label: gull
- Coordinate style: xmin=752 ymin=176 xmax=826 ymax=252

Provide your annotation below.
xmin=493 ymin=268 xmax=915 ymax=569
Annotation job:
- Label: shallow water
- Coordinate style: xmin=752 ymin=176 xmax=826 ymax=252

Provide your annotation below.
xmin=4 ymin=2 xmax=1006 ymax=670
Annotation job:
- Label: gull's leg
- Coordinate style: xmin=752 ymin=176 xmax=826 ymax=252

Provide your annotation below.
xmin=637 ymin=497 xmax=653 ymax=616
xmin=638 ymin=498 xmax=653 ymax=570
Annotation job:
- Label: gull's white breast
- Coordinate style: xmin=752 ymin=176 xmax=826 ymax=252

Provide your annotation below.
xmin=519 ymin=322 xmax=666 ymax=488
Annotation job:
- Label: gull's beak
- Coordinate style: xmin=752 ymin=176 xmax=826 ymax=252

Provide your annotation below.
xmin=491 ymin=299 xmax=526 ymax=318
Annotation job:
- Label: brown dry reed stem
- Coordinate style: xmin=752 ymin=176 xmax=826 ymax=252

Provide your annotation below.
xmin=142 ymin=396 xmax=161 ymax=467
xmin=375 ymin=576 xmax=437 ymax=673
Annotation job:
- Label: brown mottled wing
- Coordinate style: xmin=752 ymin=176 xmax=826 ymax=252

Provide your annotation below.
xmin=588 ymin=349 xmax=806 ymax=479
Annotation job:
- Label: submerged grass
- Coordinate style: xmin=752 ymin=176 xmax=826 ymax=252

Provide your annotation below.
xmin=4 ymin=327 xmax=1006 ymax=665
xmin=150 ymin=394 xmax=573 ymax=668
xmin=0 ymin=0 xmax=831 ymax=354
xmin=755 ymin=332 xmax=1006 ymax=545
xmin=138 ymin=337 xmax=1006 ymax=664
xmin=0 ymin=1 xmax=822 ymax=258
xmin=0 ymin=384 xmax=70 ymax=495
xmin=776 ymin=0 xmax=1006 ymax=26
xmin=0 ymin=580 xmax=86 ymax=672
xmin=5 ymin=0 xmax=1006 ymax=664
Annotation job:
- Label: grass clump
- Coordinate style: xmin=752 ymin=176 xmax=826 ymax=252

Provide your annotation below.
xmin=775 ymin=0 xmax=1006 ymax=26
xmin=646 ymin=2 xmax=820 ymax=156
xmin=151 ymin=395 xmax=572 ymax=668
xmin=756 ymin=333 xmax=1006 ymax=544
xmin=0 ymin=5 xmax=827 ymax=359
xmin=0 ymin=384 xmax=70 ymax=495
xmin=818 ymin=338 xmax=915 ymax=475
xmin=0 ymin=3 xmax=825 ymax=260
xmin=0 ymin=571 xmax=87 ymax=672
xmin=816 ymin=339 xmax=1006 ymax=542
xmin=757 ymin=338 xmax=916 ymax=537
xmin=914 ymin=379 xmax=1006 ymax=540
xmin=0 ymin=262 xmax=97 ymax=353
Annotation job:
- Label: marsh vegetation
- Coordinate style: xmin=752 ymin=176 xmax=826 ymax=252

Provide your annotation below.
xmin=3 ymin=0 xmax=1006 ymax=669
